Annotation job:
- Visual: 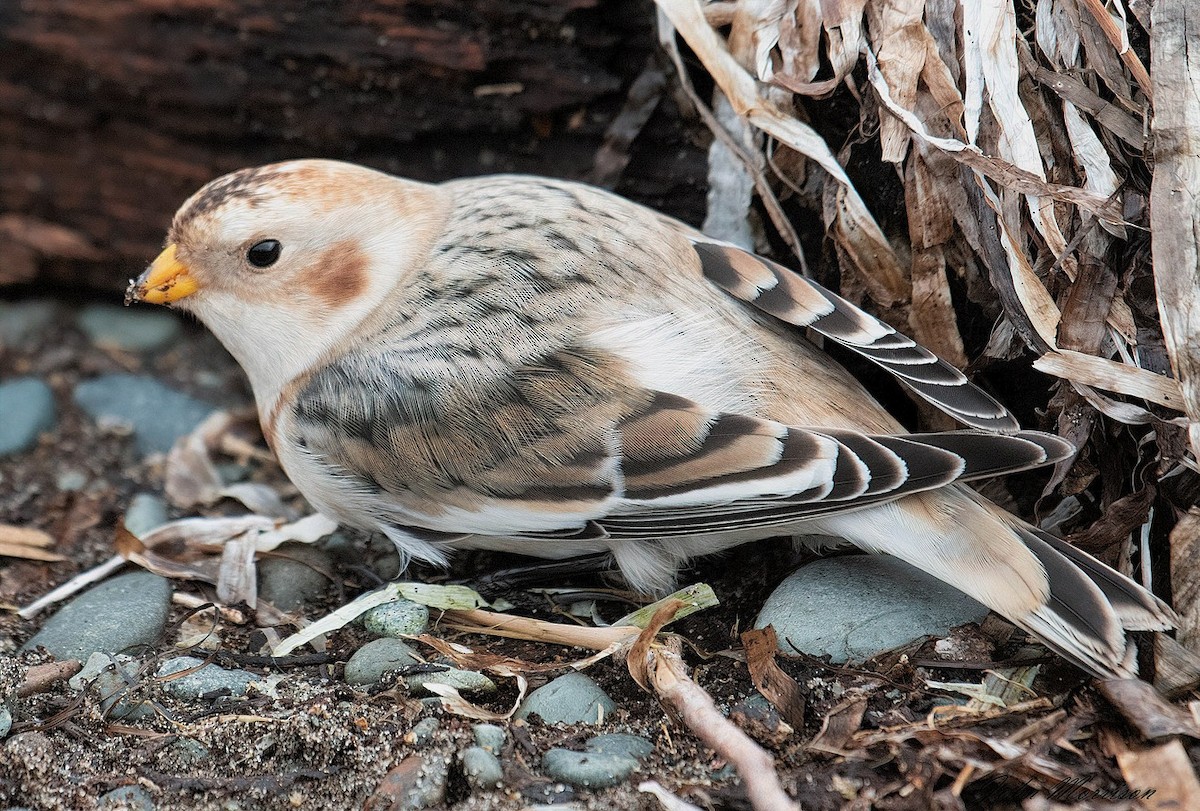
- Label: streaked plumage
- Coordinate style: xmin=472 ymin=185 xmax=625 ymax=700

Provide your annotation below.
xmin=129 ymin=159 xmax=1176 ymax=678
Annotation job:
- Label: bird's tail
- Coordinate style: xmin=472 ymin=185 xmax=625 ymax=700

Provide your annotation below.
xmin=1004 ymin=518 xmax=1176 ymax=677
xmin=813 ymin=489 xmax=1177 ymax=678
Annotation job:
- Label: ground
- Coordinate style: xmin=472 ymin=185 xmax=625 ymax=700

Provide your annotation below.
xmin=0 ymin=297 xmax=1176 ymax=811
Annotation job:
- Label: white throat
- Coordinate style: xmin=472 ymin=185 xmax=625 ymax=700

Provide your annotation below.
xmin=192 ymin=293 xmax=361 ymax=415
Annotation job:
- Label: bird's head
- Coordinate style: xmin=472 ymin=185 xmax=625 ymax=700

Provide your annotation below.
xmin=129 ymin=159 xmax=446 ymax=401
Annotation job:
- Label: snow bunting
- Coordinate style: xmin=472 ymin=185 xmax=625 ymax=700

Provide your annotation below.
xmin=129 ymin=159 xmax=1174 ymax=677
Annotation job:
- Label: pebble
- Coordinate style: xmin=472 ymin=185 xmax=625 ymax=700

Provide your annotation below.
xmin=74 ymin=374 xmax=215 ymax=455
xmin=0 ymin=299 xmax=56 ymax=346
xmin=258 ymin=543 xmax=332 ymax=612
xmin=407 ymin=717 xmax=439 ymax=747
xmin=77 ymin=304 xmax=182 ymax=352
xmin=157 ymin=656 xmax=257 ymax=699
xmin=755 ymin=556 xmax=989 ymax=663
xmin=0 ymin=706 xmax=11 ymax=739
xmin=95 ymin=785 xmax=155 ymax=811
xmin=405 ymin=668 xmax=496 ymax=696
xmin=367 ymin=754 xmax=448 ymax=809
xmin=515 ymin=672 xmax=616 ymax=726
xmin=585 ymin=733 xmax=654 ymax=760
xmin=169 ymin=737 xmax=210 ymax=765
xmin=69 ymin=652 xmax=154 ymax=720
xmin=542 ymin=748 xmax=638 ymax=789
xmin=472 ymin=723 xmax=506 ymax=754
xmin=55 ymin=469 xmax=88 ymax=491
xmin=461 ymin=746 xmax=504 ymax=790
xmin=21 ymin=572 xmax=172 ymax=662
xmin=124 ymin=493 xmax=169 ymax=538
xmin=343 ymin=638 xmax=422 ymax=686
xmin=361 ymin=599 xmax=430 ymax=638
xmin=0 ymin=377 xmax=55 ymax=456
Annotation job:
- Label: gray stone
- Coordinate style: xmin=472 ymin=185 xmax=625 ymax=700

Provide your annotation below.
xmin=216 ymin=462 xmax=251 ymax=485
xmin=69 ymin=652 xmax=154 ymax=720
xmin=755 ymin=556 xmax=990 ymax=663
xmin=362 ymin=599 xmax=429 ymax=638
xmin=0 ymin=300 xmax=56 ymax=346
xmin=542 ymin=748 xmax=638 ymax=789
xmin=585 ymin=733 xmax=654 ymax=760
xmin=55 ymin=469 xmax=87 ymax=491
xmin=22 ymin=572 xmax=172 ymax=661
xmin=344 ymin=638 xmax=421 ymax=686
xmin=472 ymin=723 xmax=505 ymax=754
xmin=461 ymin=746 xmax=504 ymax=790
xmin=77 ymin=304 xmax=182 ymax=353
xmin=169 ymin=737 xmax=210 ymax=765
xmin=124 ymin=493 xmax=169 ymax=539
xmin=0 ymin=377 xmax=55 ymax=456
xmin=157 ymin=656 xmax=257 ymax=699
xmin=96 ymin=785 xmax=155 ymax=811
xmin=407 ymin=717 xmax=439 ymax=747
xmin=74 ymin=374 xmax=215 ymax=456
xmin=0 ymin=706 xmax=11 ymax=739
xmin=404 ymin=668 xmax=496 ymax=696
xmin=258 ymin=543 xmax=331 ymax=612
xmin=515 ymin=672 xmax=616 ymax=726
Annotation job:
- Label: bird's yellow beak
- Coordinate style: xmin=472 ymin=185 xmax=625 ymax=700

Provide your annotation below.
xmin=127 ymin=244 xmax=199 ymax=305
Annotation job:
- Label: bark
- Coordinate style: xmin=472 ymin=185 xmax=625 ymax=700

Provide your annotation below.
xmin=0 ymin=0 xmax=705 ymax=291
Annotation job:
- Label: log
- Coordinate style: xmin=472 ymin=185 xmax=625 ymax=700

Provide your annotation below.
xmin=0 ymin=0 xmax=705 ymax=291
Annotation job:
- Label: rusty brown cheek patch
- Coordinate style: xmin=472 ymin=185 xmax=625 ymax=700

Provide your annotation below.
xmin=302 ymin=239 xmax=369 ymax=309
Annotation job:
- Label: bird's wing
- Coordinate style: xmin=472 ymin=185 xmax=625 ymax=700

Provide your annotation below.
xmin=289 ymin=344 xmax=1069 ymax=539
xmin=691 ymin=240 xmax=1019 ymax=432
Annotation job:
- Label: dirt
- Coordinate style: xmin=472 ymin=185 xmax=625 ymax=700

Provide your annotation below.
xmin=0 ymin=299 xmax=1188 ymax=811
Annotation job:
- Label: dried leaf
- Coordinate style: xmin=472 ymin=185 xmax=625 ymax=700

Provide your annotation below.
xmin=0 ymin=524 xmax=64 ymax=562
xmin=1111 ymin=737 xmax=1200 ymax=811
xmin=1149 ymin=0 xmax=1200 ymax=456
xmin=741 ymin=626 xmax=806 ymax=728
xmin=1098 ymin=678 xmax=1200 ymax=740
xmin=806 ymin=696 xmax=867 ymax=755
xmin=1169 ymin=509 xmax=1200 ymax=653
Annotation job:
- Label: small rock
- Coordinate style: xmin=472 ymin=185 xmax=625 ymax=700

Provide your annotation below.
xmin=362 ymin=599 xmax=429 ymax=638
xmin=22 ymin=572 xmax=172 ymax=661
xmin=367 ymin=754 xmax=448 ymax=809
xmin=258 ymin=543 xmax=331 ymax=612
xmin=0 ymin=706 xmax=11 ymax=739
xmin=755 ymin=556 xmax=989 ymax=663
xmin=406 ymin=717 xmax=439 ymax=747
xmin=74 ymin=374 xmax=216 ymax=455
xmin=69 ymin=652 xmax=154 ymax=720
xmin=542 ymin=748 xmax=638 ymax=789
xmin=55 ymin=469 xmax=88 ymax=492
xmin=96 ymin=785 xmax=155 ymax=811
xmin=344 ymin=638 xmax=421 ymax=686
xmin=169 ymin=737 xmax=210 ymax=765
xmin=216 ymin=462 xmax=251 ymax=485
xmin=461 ymin=746 xmax=504 ymax=791
xmin=405 ymin=668 xmax=495 ymax=696
xmin=123 ymin=493 xmax=169 ymax=539
xmin=157 ymin=656 xmax=257 ymax=699
xmin=0 ymin=377 xmax=55 ymax=456
xmin=585 ymin=733 xmax=654 ymax=760
xmin=516 ymin=672 xmax=616 ymax=726
xmin=472 ymin=723 xmax=505 ymax=754
xmin=0 ymin=300 xmax=56 ymax=346
xmin=77 ymin=304 xmax=182 ymax=352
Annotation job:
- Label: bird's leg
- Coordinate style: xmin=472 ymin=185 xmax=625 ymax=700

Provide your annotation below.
xmin=454 ymin=553 xmax=618 ymax=598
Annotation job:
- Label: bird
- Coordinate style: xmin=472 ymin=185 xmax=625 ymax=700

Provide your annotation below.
xmin=128 ymin=158 xmax=1175 ymax=678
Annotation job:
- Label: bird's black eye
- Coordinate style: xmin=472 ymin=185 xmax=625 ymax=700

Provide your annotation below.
xmin=246 ymin=239 xmax=282 ymax=268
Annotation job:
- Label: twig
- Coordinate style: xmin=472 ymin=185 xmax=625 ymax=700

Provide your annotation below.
xmin=1078 ymin=0 xmax=1153 ymax=104
xmin=647 ymin=638 xmax=799 ymax=811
